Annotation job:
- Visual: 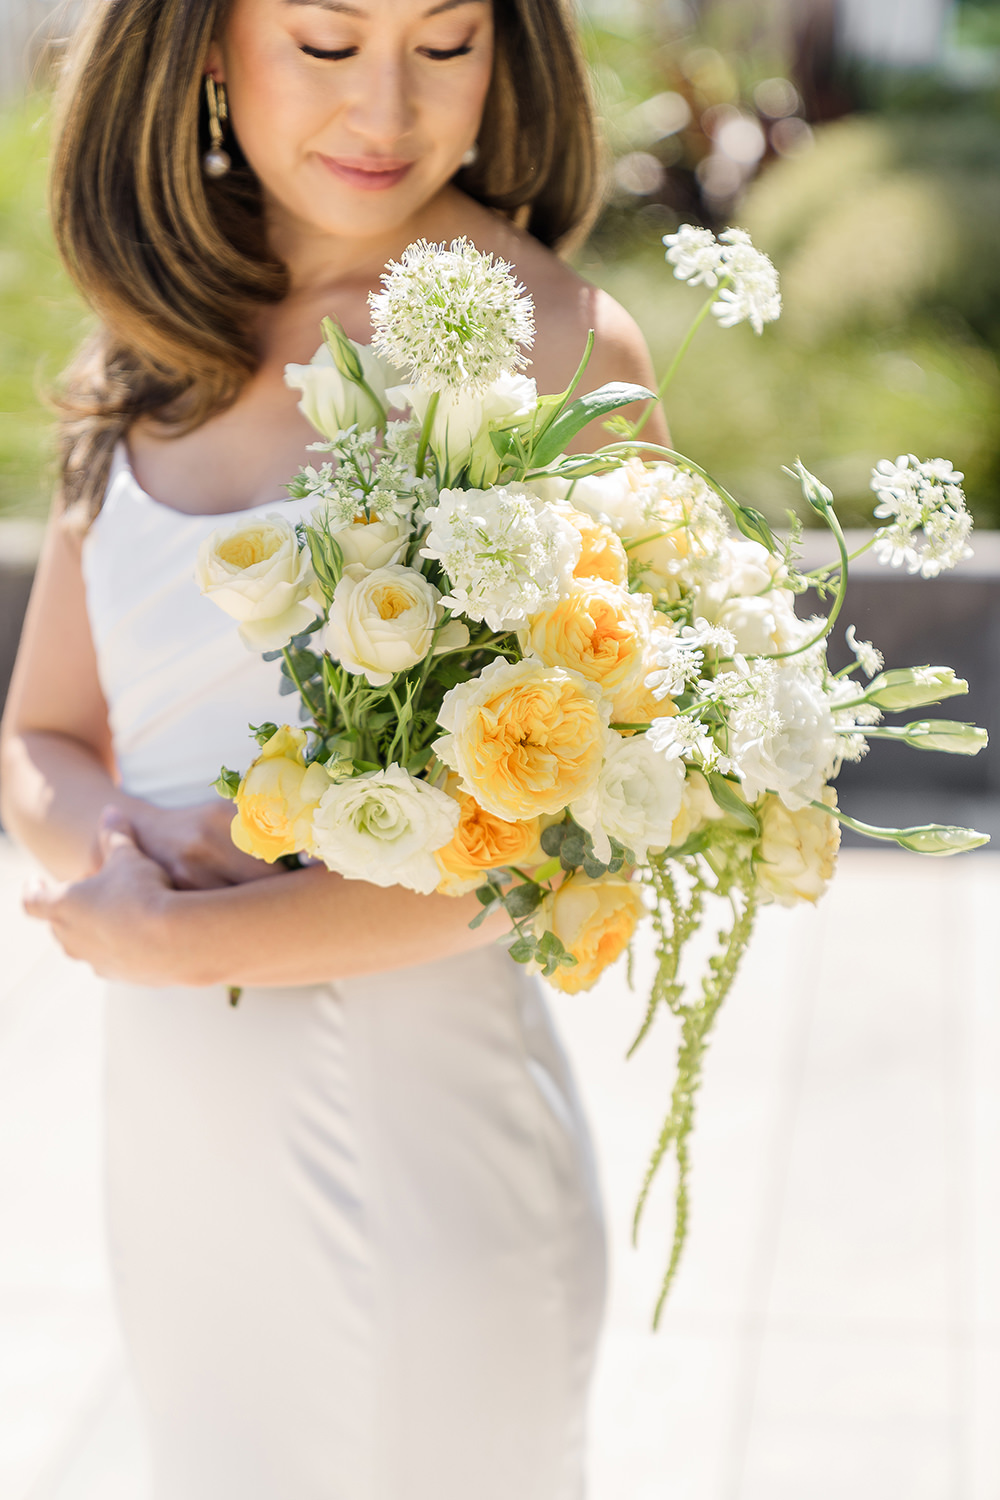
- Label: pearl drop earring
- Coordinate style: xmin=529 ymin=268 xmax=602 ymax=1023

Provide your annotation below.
xmin=460 ymin=143 xmax=479 ymax=168
xmin=203 ymin=76 xmax=231 ymax=179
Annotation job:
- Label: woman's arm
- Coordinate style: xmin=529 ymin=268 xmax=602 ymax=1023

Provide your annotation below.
xmin=24 ymin=815 xmax=508 ymax=988
xmin=0 ymin=512 xmax=288 ymax=889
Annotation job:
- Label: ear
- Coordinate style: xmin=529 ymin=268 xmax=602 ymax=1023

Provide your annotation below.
xmin=205 ymin=41 xmax=225 ymax=82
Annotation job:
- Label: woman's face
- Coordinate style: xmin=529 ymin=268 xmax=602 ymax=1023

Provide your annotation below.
xmin=210 ymin=0 xmax=494 ymax=245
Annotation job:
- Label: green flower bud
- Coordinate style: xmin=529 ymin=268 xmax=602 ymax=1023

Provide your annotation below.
xmin=893 ymin=824 xmax=990 ymax=856
xmin=863 ymin=666 xmax=968 ymax=711
xmin=785 ymin=459 xmax=834 ymax=514
xmin=321 ymin=317 xmax=365 ymax=384
xmin=870 ymin=719 xmax=988 ymax=755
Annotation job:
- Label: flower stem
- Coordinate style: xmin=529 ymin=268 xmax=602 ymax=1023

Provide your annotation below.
xmin=630 ymin=287 xmax=721 ymax=440
xmin=764 ymin=504 xmax=850 ymax=661
xmin=415 ymin=392 xmax=440 ymax=478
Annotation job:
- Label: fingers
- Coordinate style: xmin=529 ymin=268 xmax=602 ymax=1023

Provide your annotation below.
xmin=97 ymin=804 xmax=140 ymax=862
xmin=22 ymin=875 xmax=68 ymax=922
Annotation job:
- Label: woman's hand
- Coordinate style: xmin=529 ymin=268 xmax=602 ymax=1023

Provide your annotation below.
xmin=23 ymin=811 xmax=185 ymax=985
xmin=127 ymin=798 xmax=274 ymax=890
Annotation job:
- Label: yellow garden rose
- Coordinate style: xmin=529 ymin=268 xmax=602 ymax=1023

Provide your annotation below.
xmin=195 ymin=513 xmax=316 ymax=652
xmin=541 ymin=873 xmax=647 ymax=994
xmin=559 ymin=506 xmax=629 ymax=586
xmin=434 ymin=781 xmax=545 ymax=896
xmin=435 ymin=656 xmax=610 ymax=821
xmin=755 ymin=789 xmax=841 ymax=907
xmin=231 ymin=726 xmax=331 ymax=863
xmin=518 ymin=580 xmax=652 ymax=698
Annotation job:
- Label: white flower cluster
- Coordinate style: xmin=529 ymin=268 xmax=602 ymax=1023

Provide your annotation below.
xmin=291 ymin=426 xmax=431 ymax=529
xmin=645 ymin=618 xmax=738 ymax=701
xmin=369 ymin=237 xmax=535 ymax=394
xmin=420 ymin=483 xmax=581 ymax=631
xmin=662 ymin=224 xmax=781 ymax=335
xmin=870 ymin=455 xmax=973 ymax=579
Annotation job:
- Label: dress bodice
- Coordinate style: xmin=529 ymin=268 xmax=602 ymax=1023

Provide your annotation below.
xmin=82 ymin=448 xmax=315 ymax=809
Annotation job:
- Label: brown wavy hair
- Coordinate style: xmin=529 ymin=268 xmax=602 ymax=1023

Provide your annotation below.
xmin=49 ymin=0 xmax=601 ymax=518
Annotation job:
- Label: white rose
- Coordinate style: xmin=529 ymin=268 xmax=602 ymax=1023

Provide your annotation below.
xmin=284 ymin=342 xmax=390 ymax=441
xmin=694 ymin=538 xmax=787 ymax=618
xmin=195 ymin=512 xmax=316 ymax=652
xmin=571 ymin=731 xmax=686 ymax=863
xmin=311 ymin=765 xmax=461 ymax=893
xmin=329 ymin=517 xmax=410 ymax=571
xmin=731 ymin=664 xmax=838 ymax=811
xmin=388 ymin=372 xmax=538 ymax=484
xmin=324 ymin=564 xmax=469 ymax=687
xmin=755 ymin=789 xmax=841 ymax=906
xmin=715 ymin=590 xmax=809 ymax=656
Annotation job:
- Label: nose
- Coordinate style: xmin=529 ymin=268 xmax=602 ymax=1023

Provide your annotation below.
xmin=344 ymin=53 xmax=417 ymax=149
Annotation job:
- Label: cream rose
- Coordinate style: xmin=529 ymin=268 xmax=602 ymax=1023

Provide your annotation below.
xmin=311 ymin=765 xmax=460 ymax=893
xmin=571 ymin=731 xmax=686 ymax=863
xmin=231 ymin=726 xmax=331 ymax=863
xmin=328 ymin=516 xmax=409 ymax=571
xmin=518 ymin=580 xmax=653 ymax=698
xmin=540 ymin=873 xmax=647 ymax=994
xmin=284 ymin=341 xmax=389 ymax=441
xmin=196 ymin=513 xmax=317 ymax=652
xmin=324 ymin=564 xmax=469 ymax=687
xmin=755 ymin=789 xmax=841 ymax=906
xmin=435 ymin=656 xmax=611 ymax=821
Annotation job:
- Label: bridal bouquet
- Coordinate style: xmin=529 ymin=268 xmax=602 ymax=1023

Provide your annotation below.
xmin=198 ymin=230 xmax=987 ymax=1322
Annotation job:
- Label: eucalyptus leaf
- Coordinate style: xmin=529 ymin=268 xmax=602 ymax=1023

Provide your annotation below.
xmin=540 ymin=822 xmax=568 ymax=857
xmin=503 ymin=882 xmax=544 ymax=920
xmin=508 ymin=937 xmax=537 ymax=964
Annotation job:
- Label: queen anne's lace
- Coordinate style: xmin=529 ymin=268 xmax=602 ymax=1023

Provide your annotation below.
xmin=663 ymin=224 xmax=781 ymax=335
xmin=369 ymin=238 xmax=534 ymax=394
xmin=870 ymin=454 xmax=973 ymax=578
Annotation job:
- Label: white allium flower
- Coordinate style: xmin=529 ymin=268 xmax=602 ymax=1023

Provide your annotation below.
xmin=571 ymin=732 xmax=687 ymax=864
xmin=728 ymin=661 xmax=838 ymax=811
xmin=662 ymin=224 xmax=725 ymax=287
xmin=665 ymin=225 xmax=781 ymax=334
xmin=369 ymin=238 xmax=535 ymax=394
xmin=870 ymin=454 xmax=973 ymax=578
xmin=845 ymin=625 xmax=883 ymax=678
xmin=420 ymin=483 xmax=581 ymax=631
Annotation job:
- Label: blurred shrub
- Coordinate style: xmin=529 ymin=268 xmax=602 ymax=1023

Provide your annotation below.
xmin=0 ymin=97 xmax=85 ymax=520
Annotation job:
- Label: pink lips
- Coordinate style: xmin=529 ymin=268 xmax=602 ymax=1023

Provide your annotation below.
xmin=318 ymin=154 xmax=415 ymax=191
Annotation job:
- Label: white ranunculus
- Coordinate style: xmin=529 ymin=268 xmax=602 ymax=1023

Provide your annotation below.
xmin=388 ymin=372 xmax=538 ymax=485
xmin=195 ymin=512 xmax=317 ymax=652
xmin=730 ymin=663 xmax=838 ymax=811
xmin=324 ymin=564 xmax=468 ymax=687
xmin=329 ymin=517 xmax=410 ymax=571
xmin=571 ymin=731 xmax=686 ymax=863
xmin=284 ymin=342 xmax=390 ymax=442
xmin=311 ymin=765 xmax=461 ymax=893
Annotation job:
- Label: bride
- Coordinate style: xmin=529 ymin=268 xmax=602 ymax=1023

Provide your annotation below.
xmin=1 ymin=0 xmax=667 ymax=1493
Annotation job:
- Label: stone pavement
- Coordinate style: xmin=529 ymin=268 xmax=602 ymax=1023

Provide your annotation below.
xmin=2 ymin=837 xmax=999 ymax=1500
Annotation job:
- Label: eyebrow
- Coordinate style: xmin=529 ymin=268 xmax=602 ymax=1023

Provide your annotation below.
xmin=283 ymin=0 xmax=485 ymax=14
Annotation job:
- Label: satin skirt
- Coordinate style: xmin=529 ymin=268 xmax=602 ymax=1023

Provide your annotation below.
xmin=104 ymin=943 xmax=606 ymax=1500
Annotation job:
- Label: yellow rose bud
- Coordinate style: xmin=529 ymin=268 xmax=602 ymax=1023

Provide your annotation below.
xmin=518 ymin=580 xmax=652 ymax=698
xmin=231 ymin=725 xmax=331 ymax=863
xmin=542 ymin=873 xmax=647 ymax=994
xmin=559 ymin=506 xmax=629 ymax=586
xmin=435 ymin=657 xmax=610 ymax=821
xmin=755 ymin=789 xmax=841 ymax=906
xmin=434 ymin=781 xmax=544 ymax=895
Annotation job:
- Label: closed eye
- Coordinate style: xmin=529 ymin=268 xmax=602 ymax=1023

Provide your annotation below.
xmin=299 ymin=43 xmax=474 ymax=61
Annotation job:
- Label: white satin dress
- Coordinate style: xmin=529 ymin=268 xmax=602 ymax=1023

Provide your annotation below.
xmin=81 ymin=450 xmax=607 ymax=1500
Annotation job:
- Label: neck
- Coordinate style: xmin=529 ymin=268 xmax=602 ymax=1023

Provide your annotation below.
xmin=265 ymin=185 xmax=476 ymax=300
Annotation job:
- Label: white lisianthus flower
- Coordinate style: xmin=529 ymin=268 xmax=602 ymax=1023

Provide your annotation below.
xmin=571 ymin=732 xmax=686 ymax=863
xmin=324 ymin=564 xmax=469 ymax=687
xmin=326 ymin=516 xmax=410 ymax=571
xmin=755 ymin=789 xmax=841 ymax=907
xmin=284 ymin=343 xmax=390 ymax=442
xmin=195 ymin=513 xmax=317 ymax=652
xmin=369 ymin=237 xmax=535 ymax=393
xmin=311 ymin=765 xmax=461 ymax=893
xmin=421 ymin=483 xmax=581 ymax=631
xmin=388 ymin=371 xmax=537 ymax=485
xmin=715 ymin=591 xmax=810 ymax=656
xmin=870 ymin=454 xmax=973 ymax=578
xmin=728 ymin=662 xmax=838 ymax=811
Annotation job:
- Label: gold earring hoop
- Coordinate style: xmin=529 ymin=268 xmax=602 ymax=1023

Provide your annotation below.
xmin=203 ymin=76 xmax=231 ymax=178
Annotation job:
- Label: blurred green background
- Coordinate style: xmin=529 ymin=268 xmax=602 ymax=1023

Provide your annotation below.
xmin=1 ymin=0 xmax=999 ymax=525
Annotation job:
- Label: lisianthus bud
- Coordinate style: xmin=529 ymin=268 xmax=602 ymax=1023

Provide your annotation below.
xmin=893 ymin=824 xmax=990 ymax=855
xmin=873 ymin=719 xmax=988 ymax=755
xmin=862 ymin=666 xmax=968 ymax=711
xmin=284 ymin=341 xmax=389 ymax=442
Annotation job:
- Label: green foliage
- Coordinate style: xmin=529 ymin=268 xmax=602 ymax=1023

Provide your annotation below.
xmin=0 ymin=96 xmax=87 ymax=519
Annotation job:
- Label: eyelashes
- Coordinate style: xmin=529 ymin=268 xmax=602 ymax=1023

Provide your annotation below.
xmin=299 ymin=43 xmax=474 ymax=61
